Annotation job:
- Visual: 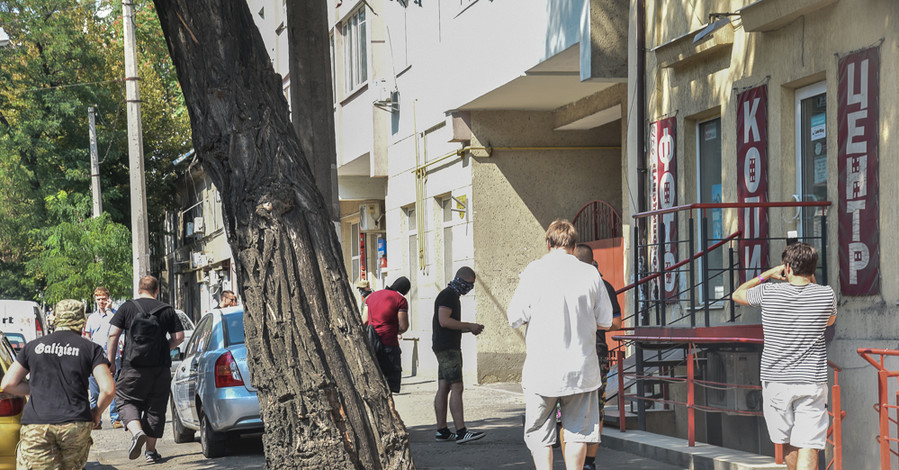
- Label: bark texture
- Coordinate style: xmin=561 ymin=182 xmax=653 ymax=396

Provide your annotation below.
xmin=151 ymin=1 xmax=413 ymax=468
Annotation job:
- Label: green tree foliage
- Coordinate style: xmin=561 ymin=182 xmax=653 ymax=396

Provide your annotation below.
xmin=27 ymin=191 xmax=131 ymax=304
xmin=0 ymin=0 xmax=190 ymax=300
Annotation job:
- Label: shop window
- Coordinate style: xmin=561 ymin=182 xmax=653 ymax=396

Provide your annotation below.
xmin=441 ymin=197 xmax=454 ymax=285
xmin=795 ymin=82 xmax=827 ymax=251
xmin=697 ymin=117 xmax=724 ymax=303
xmin=341 ymin=6 xmax=368 ymax=94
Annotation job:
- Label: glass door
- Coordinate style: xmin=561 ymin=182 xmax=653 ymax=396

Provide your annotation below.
xmin=795 ymin=83 xmax=827 ymax=258
xmin=698 ymin=118 xmax=724 ymax=303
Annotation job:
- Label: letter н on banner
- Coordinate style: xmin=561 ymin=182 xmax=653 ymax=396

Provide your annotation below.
xmin=736 ymin=85 xmax=769 ymax=282
xmin=838 ymin=47 xmax=880 ymax=295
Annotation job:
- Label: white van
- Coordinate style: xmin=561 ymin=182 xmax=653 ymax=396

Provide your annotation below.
xmin=0 ymin=300 xmax=46 ymax=344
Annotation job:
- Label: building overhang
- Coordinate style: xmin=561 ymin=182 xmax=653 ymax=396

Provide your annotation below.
xmin=740 ymin=0 xmax=840 ymax=33
xmin=455 ymin=46 xmax=621 ymax=112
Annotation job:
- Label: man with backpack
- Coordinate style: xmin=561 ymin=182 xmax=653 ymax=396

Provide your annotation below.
xmin=107 ymin=275 xmax=184 ymax=463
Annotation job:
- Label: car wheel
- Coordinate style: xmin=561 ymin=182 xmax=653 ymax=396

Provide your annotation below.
xmin=200 ymin=408 xmax=225 ymax=458
xmin=170 ymin=395 xmax=195 ymax=444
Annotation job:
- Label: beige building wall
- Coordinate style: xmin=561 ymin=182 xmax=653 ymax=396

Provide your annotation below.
xmin=631 ymin=0 xmax=899 ymax=465
xmin=470 ymin=110 xmax=623 ymax=382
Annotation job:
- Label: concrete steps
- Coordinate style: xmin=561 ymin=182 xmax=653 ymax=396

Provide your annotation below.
xmin=601 ymin=429 xmax=786 ymax=470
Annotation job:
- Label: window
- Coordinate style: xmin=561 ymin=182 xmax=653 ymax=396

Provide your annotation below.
xmin=795 ymin=82 xmax=827 ymax=249
xmin=441 ymin=197 xmax=454 ymax=285
xmin=329 ymin=33 xmax=337 ymax=102
xmin=697 ymin=117 xmax=724 ymax=302
xmin=341 ymin=7 xmax=368 ymax=93
xmin=351 ymin=222 xmax=361 ymax=281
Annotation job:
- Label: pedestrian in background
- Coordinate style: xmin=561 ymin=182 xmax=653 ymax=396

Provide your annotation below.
xmin=1 ymin=299 xmax=114 ymax=470
xmin=107 ymin=275 xmax=184 ymax=463
xmin=433 ymin=266 xmax=486 ymax=444
xmin=84 ymin=286 xmax=123 ymax=429
xmin=214 ymin=289 xmax=238 ymax=309
xmin=363 ymin=276 xmax=410 ymax=393
xmin=733 ymin=242 xmax=836 ymax=470
xmin=507 ymin=220 xmax=613 ymax=470
xmin=572 ymin=244 xmax=622 ymax=470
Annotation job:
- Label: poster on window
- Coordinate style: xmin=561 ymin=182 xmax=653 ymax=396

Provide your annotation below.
xmin=838 ymin=47 xmax=880 ymax=295
xmin=650 ymin=117 xmax=678 ymax=301
xmin=736 ymin=85 xmax=769 ymax=282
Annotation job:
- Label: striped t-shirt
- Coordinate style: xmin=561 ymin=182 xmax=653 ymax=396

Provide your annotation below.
xmin=746 ymin=282 xmax=836 ymax=384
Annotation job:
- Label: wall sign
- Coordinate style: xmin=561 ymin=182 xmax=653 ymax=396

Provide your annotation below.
xmin=649 ymin=117 xmax=678 ymax=301
xmin=838 ymin=47 xmax=880 ymax=295
xmin=736 ymin=85 xmax=769 ymax=282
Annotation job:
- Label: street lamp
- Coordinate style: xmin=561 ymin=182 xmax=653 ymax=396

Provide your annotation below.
xmin=0 ymin=27 xmax=10 ymax=47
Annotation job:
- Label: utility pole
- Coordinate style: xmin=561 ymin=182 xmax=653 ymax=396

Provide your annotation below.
xmin=123 ymin=0 xmax=149 ymax=295
xmin=88 ymin=107 xmax=102 ymax=218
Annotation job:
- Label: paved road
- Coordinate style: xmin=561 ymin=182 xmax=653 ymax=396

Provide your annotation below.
xmin=85 ymin=377 xmax=684 ymax=469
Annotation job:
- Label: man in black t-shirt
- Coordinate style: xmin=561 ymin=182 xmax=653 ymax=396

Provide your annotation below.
xmin=107 ymin=275 xmax=184 ymax=463
xmin=432 ymin=266 xmax=486 ymax=444
xmin=1 ymin=299 xmax=114 ymax=470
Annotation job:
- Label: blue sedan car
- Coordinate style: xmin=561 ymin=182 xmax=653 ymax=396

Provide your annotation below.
xmin=170 ymin=307 xmax=262 ymax=457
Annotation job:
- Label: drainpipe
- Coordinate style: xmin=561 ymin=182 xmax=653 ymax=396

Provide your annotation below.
xmin=635 ymin=0 xmax=648 ymax=433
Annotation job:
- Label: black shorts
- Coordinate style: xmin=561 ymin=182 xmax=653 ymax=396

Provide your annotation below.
xmin=115 ymin=366 xmax=171 ymax=438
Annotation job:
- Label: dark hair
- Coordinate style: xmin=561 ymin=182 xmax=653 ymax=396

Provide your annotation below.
xmin=389 ymin=276 xmax=411 ymax=295
xmin=574 ymin=244 xmax=594 ymax=264
xmin=455 ymin=266 xmax=476 ymax=282
xmin=781 ymin=242 xmax=818 ymax=277
xmin=138 ymin=275 xmax=159 ymax=295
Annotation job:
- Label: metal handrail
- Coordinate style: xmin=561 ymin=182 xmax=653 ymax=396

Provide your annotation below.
xmin=632 ymin=200 xmax=832 ymax=219
xmin=857 ymin=348 xmax=899 ymax=468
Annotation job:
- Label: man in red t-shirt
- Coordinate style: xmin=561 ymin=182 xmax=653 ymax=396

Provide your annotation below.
xmin=363 ymin=276 xmax=410 ymax=393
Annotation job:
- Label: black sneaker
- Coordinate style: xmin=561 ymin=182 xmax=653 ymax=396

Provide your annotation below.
xmin=455 ymin=429 xmax=485 ymax=444
xmin=128 ymin=431 xmax=147 ymax=460
xmin=145 ymin=450 xmax=162 ymax=463
xmin=435 ymin=428 xmax=455 ymax=442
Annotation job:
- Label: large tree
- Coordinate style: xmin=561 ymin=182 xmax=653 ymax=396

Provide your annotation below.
xmin=151 ymin=1 xmax=413 ymax=468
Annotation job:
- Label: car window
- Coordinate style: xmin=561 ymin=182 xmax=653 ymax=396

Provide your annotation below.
xmin=222 ymin=312 xmax=245 ymax=346
xmin=185 ymin=315 xmax=212 ymax=357
xmin=176 ymin=311 xmax=195 ymax=331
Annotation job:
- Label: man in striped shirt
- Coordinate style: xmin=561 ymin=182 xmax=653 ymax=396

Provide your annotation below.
xmin=733 ymin=242 xmax=836 ymax=470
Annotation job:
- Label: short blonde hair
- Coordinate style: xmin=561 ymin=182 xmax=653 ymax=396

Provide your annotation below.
xmin=545 ymin=219 xmax=578 ymax=250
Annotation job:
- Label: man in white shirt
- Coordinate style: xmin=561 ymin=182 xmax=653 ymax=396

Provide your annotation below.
xmin=84 ymin=286 xmax=122 ymax=429
xmin=507 ymin=219 xmax=614 ymax=470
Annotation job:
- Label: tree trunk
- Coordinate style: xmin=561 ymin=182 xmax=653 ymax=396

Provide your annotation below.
xmin=150 ymin=2 xmax=414 ymax=468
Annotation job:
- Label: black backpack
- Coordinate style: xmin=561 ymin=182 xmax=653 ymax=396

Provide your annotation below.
xmin=125 ymin=300 xmax=168 ymax=367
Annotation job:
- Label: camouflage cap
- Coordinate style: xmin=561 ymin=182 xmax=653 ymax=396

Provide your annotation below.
xmin=54 ymin=299 xmax=86 ymax=331
xmin=355 ymin=279 xmax=370 ymax=289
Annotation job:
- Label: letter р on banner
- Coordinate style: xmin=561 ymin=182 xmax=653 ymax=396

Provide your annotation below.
xmin=651 ymin=117 xmax=678 ymax=301
xmin=736 ymin=85 xmax=769 ymax=282
xmin=838 ymin=47 xmax=880 ymax=295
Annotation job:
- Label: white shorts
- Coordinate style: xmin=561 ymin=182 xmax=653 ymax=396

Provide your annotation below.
xmin=762 ymin=382 xmax=829 ymax=450
xmin=522 ymin=388 xmax=600 ymax=451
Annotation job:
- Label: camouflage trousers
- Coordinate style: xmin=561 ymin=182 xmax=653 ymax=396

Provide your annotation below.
xmin=16 ymin=422 xmax=93 ymax=470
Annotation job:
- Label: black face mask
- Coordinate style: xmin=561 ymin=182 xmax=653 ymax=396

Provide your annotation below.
xmin=449 ymin=277 xmax=475 ymax=296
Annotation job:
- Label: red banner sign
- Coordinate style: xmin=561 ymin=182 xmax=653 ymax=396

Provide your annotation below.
xmin=649 ymin=118 xmax=678 ymax=301
xmin=736 ymin=85 xmax=769 ymax=282
xmin=838 ymin=47 xmax=880 ymax=295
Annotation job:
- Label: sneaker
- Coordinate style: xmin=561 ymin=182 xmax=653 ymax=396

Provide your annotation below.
xmin=128 ymin=431 xmax=147 ymax=460
xmin=145 ymin=450 xmax=162 ymax=463
xmin=455 ymin=429 xmax=485 ymax=444
xmin=111 ymin=420 xmax=124 ymax=429
xmin=435 ymin=428 xmax=455 ymax=442
xmin=583 ymin=463 xmax=597 ymax=470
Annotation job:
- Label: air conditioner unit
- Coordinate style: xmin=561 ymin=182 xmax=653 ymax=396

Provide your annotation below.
xmin=190 ymin=251 xmax=208 ymax=269
xmin=195 ymin=270 xmax=207 ymax=283
xmin=193 ymin=217 xmax=205 ymax=235
xmin=707 ymin=351 xmax=762 ymax=413
xmin=359 ymin=203 xmax=383 ymax=232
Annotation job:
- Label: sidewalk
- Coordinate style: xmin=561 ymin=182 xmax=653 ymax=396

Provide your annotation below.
xmin=393 ymin=378 xmax=685 ymax=470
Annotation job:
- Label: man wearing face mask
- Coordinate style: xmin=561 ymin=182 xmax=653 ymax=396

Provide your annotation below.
xmin=363 ymin=276 xmax=410 ymax=393
xmin=432 ymin=266 xmax=486 ymax=444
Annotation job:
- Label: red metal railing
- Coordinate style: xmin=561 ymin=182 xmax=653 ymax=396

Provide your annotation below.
xmin=857 ymin=348 xmax=899 ymax=469
xmin=612 ymin=336 xmax=844 ymax=469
